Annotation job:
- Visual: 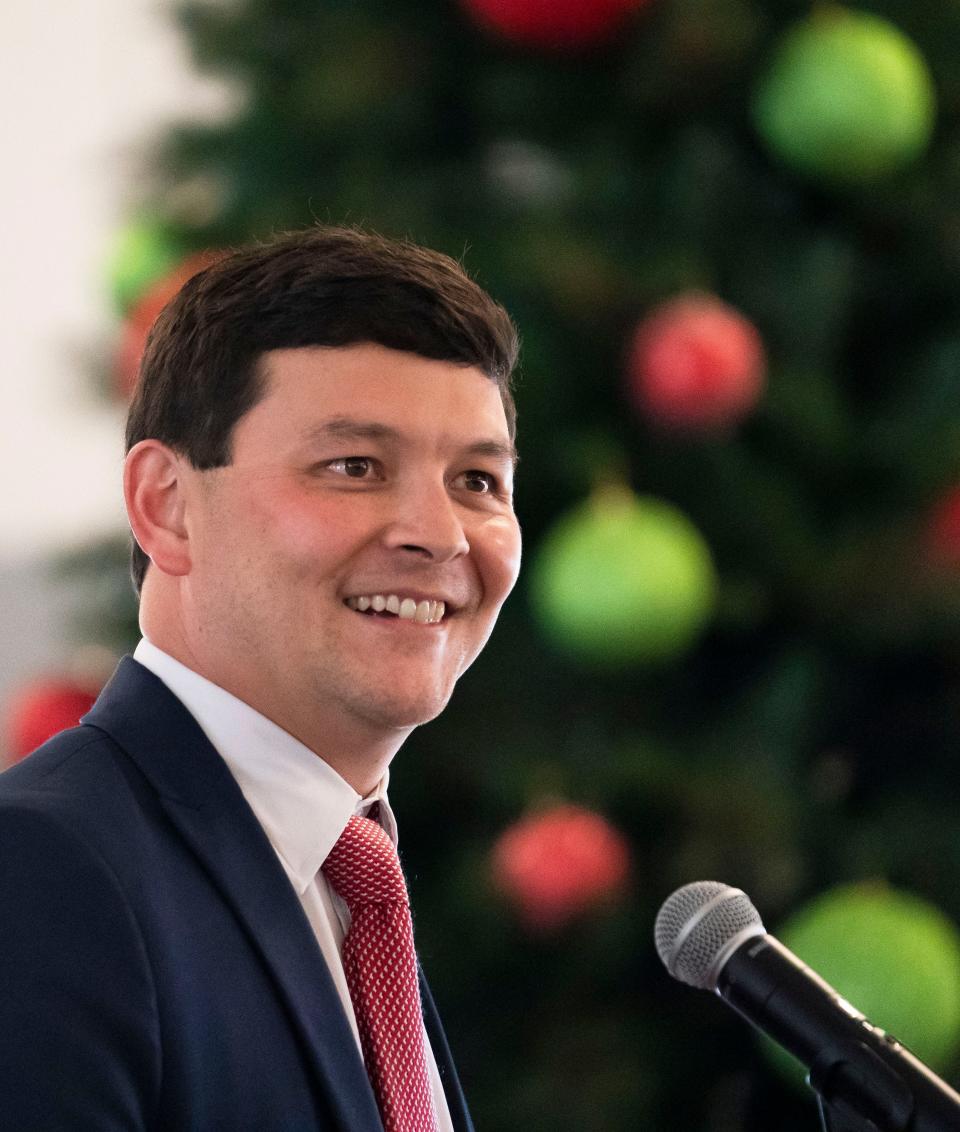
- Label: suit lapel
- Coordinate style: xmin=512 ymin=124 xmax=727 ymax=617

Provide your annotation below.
xmin=84 ymin=658 xmax=384 ymax=1132
xmin=420 ymin=973 xmax=475 ymax=1132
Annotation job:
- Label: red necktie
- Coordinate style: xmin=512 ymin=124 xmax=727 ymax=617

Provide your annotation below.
xmin=322 ymin=814 xmax=439 ymax=1132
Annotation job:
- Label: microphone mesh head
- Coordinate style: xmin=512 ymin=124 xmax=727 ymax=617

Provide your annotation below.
xmin=654 ymin=881 xmax=764 ymax=990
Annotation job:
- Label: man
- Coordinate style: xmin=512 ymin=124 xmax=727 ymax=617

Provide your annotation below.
xmin=0 ymin=227 xmax=521 ymax=1130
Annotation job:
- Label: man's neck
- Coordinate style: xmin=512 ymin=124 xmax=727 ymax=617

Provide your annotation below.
xmin=139 ymin=631 xmax=409 ymax=796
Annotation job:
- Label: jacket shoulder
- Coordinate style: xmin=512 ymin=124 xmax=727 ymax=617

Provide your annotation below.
xmin=1 ymin=722 xmax=111 ymax=784
xmin=0 ymin=721 xmax=137 ymax=806
xmin=0 ymin=788 xmax=161 ymax=1128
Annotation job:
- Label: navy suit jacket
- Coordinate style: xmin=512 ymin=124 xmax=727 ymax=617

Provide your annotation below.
xmin=0 ymin=657 xmax=473 ymax=1131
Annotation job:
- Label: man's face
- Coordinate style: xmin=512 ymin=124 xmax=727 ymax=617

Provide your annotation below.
xmin=179 ymin=343 xmax=521 ymax=751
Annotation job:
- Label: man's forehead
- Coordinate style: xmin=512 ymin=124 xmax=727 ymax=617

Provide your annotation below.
xmin=254 ymin=345 xmax=512 ymax=440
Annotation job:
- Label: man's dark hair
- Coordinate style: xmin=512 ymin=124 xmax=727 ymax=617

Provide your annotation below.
xmin=125 ymin=225 xmax=520 ymax=595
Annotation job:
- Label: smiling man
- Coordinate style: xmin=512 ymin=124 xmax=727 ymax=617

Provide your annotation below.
xmin=0 ymin=228 xmax=521 ymax=1131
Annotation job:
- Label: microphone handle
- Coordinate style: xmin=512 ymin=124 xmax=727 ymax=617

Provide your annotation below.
xmin=718 ymin=935 xmax=960 ymax=1132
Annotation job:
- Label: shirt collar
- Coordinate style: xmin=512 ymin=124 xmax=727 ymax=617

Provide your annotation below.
xmin=133 ymin=638 xmax=397 ymax=893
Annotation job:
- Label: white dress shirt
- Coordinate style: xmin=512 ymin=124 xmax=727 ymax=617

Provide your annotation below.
xmin=133 ymin=638 xmax=453 ymax=1131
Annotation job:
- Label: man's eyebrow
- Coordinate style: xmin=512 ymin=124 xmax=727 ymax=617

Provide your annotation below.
xmin=463 ymin=439 xmax=519 ymax=467
xmin=302 ymin=417 xmax=518 ymax=465
xmin=302 ymin=417 xmax=400 ymax=443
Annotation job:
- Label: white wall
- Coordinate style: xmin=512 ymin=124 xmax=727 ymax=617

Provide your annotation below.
xmin=0 ymin=0 xmax=229 ymax=703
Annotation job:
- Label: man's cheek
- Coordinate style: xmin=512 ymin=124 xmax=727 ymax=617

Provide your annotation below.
xmin=487 ymin=519 xmax=523 ymax=597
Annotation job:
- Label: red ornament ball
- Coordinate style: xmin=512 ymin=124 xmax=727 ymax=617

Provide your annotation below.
xmin=491 ymin=803 xmax=631 ymax=931
xmin=627 ymin=292 xmax=766 ymax=431
xmin=461 ymin=0 xmax=646 ymax=50
xmin=925 ymin=486 xmax=960 ymax=569
xmin=115 ymin=250 xmax=224 ymax=400
xmin=6 ymin=679 xmax=98 ymax=763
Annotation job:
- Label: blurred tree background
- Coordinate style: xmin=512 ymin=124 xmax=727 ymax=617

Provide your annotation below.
xmin=12 ymin=0 xmax=960 ymax=1127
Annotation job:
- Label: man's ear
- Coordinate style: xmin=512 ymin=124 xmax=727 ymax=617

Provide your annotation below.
xmin=123 ymin=440 xmax=193 ymax=577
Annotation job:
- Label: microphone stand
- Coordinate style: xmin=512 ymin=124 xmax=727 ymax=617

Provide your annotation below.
xmin=816 ymin=1092 xmax=881 ymax=1132
xmin=805 ymin=1035 xmax=943 ymax=1132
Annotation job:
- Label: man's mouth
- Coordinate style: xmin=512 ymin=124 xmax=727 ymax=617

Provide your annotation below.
xmin=345 ymin=594 xmax=447 ymax=624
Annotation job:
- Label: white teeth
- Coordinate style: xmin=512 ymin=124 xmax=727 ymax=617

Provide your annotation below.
xmin=347 ymin=594 xmax=447 ymax=623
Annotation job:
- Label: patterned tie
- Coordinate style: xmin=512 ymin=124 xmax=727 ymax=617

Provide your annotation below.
xmin=322 ymin=814 xmax=439 ymax=1132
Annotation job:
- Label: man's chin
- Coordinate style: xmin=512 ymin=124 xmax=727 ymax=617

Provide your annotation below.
xmin=359 ymin=688 xmax=454 ymax=732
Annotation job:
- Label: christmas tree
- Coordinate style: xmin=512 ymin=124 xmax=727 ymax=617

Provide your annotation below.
xmin=23 ymin=0 xmax=960 ymax=1126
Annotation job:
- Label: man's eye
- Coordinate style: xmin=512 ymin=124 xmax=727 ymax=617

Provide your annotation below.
xmin=461 ymin=470 xmax=497 ymax=494
xmin=328 ymin=456 xmax=374 ymax=478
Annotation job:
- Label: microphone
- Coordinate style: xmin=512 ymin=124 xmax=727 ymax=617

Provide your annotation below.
xmin=655 ymin=881 xmax=960 ymax=1132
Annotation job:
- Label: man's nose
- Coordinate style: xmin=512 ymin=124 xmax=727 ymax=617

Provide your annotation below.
xmin=382 ymin=481 xmax=470 ymax=562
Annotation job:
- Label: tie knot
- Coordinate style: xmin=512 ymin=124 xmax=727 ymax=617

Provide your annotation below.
xmin=322 ymin=814 xmax=409 ymax=910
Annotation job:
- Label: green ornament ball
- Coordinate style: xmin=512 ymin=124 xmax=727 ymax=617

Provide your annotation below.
xmin=530 ymin=487 xmax=717 ymax=666
xmin=767 ymin=882 xmax=960 ymax=1084
xmin=107 ymin=219 xmax=183 ymax=315
xmin=752 ymin=8 xmax=936 ymax=184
